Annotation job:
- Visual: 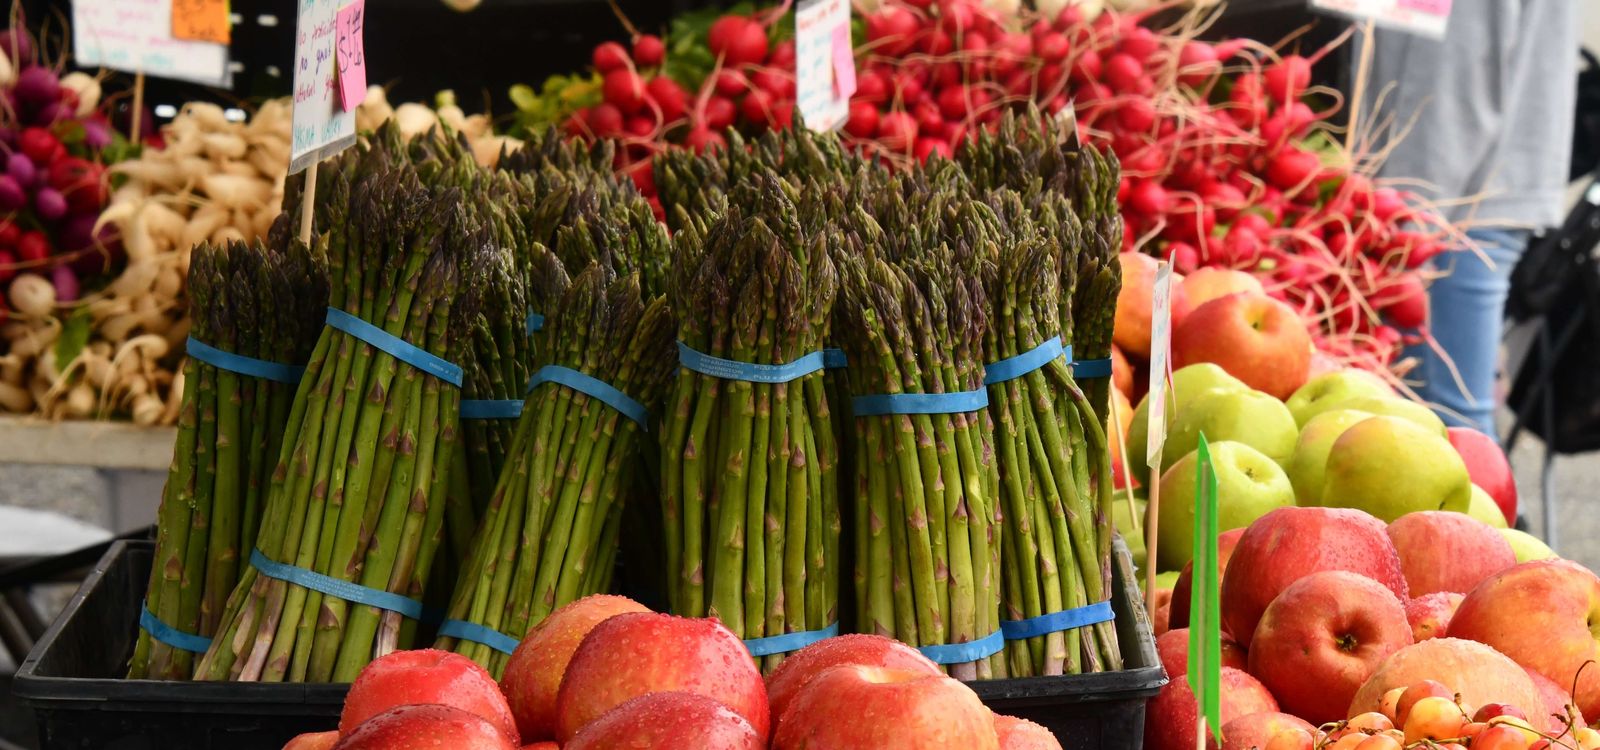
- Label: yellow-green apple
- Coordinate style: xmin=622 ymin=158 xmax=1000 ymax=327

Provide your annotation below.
xmin=1155 ymin=441 xmax=1294 ymax=571
xmin=1220 ymin=712 xmax=1317 ymax=750
xmin=500 ymin=594 xmax=649 ymax=741
xmin=1285 ymin=369 xmax=1393 ymax=426
xmin=563 ymin=692 xmax=762 ymax=750
xmin=1318 ymin=417 xmax=1472 ymax=522
xmin=1349 ymin=639 xmax=1544 ymax=721
xmin=1183 ymin=267 xmax=1267 ymax=307
xmin=770 ymin=665 xmax=999 ymax=750
xmin=1386 ymin=512 xmax=1517 ymax=595
xmin=1447 ymin=427 xmax=1517 ymax=526
xmin=340 ymin=649 xmax=518 ymax=743
xmin=1113 ymin=345 xmax=1134 ymax=399
xmin=1109 ymin=386 xmax=1137 ymax=490
xmin=1523 ymin=666 xmax=1586 ymax=736
xmin=282 ymin=732 xmax=338 ymax=750
xmin=1115 ymin=252 xmax=1194 ymax=358
xmin=1336 ymin=396 xmax=1447 ymax=436
xmin=1145 ymin=667 xmax=1279 ymax=750
xmin=1158 ymin=628 xmax=1249 ymax=674
xmin=1405 ymin=592 xmax=1464 ymax=642
xmin=1499 ymin=529 xmax=1557 ymax=563
xmin=555 ymin=613 xmax=768 ymax=743
xmin=1172 ymin=292 xmax=1313 ymax=400
xmin=1247 ymin=570 xmax=1414 ymax=724
xmin=993 ymin=714 xmax=1062 ymax=750
xmin=1221 ymin=507 xmax=1409 ymax=647
xmin=333 ymin=705 xmax=518 ymax=750
xmin=1446 ymin=560 xmax=1600 ymax=718
xmin=1286 ymin=410 xmax=1375 ymax=504
xmin=1159 ymin=388 xmax=1299 ymax=482
xmin=1113 ymin=492 xmax=1146 ymax=561
xmin=1127 ymin=363 xmax=1251 ymax=485
xmin=1467 ymin=486 xmax=1509 ymax=529
xmin=1169 ymin=528 xmax=1245 ymax=631
xmin=765 ymin=634 xmax=940 ymax=733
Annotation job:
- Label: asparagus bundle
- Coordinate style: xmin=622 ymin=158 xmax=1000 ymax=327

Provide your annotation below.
xmin=436 ymin=264 xmax=675 ymax=676
xmin=129 ymin=237 xmax=326 ymax=680
xmin=195 ymin=128 xmax=492 ymax=683
xmin=659 ymin=175 xmax=841 ymax=672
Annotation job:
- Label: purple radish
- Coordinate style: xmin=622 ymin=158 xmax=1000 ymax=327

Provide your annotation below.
xmin=51 ymin=265 xmax=78 ymax=303
xmin=14 ymin=67 xmax=59 ymax=105
xmin=7 ymin=152 xmax=35 ymax=186
xmin=0 ymin=31 xmax=35 ymax=64
xmin=58 ymin=213 xmax=95 ymax=251
xmin=81 ymin=118 xmax=111 ymax=149
xmin=0 ymin=175 xmax=25 ymax=211
xmin=34 ymin=187 xmax=65 ymax=221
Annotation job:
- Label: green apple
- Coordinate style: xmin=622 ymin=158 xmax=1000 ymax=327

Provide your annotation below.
xmin=1499 ymin=528 xmax=1557 ymax=563
xmin=1155 ymin=441 xmax=1295 ymax=571
xmin=1158 ymin=388 xmax=1298 ymax=476
xmin=1126 ymin=364 xmax=1250 ymax=484
xmin=1466 ymin=484 xmax=1509 ymax=529
xmin=1286 ymin=409 xmax=1375 ymax=504
xmin=1318 ymin=416 xmax=1472 ymax=521
xmin=1337 ymin=396 xmax=1447 ymax=437
xmin=1154 ymin=570 xmax=1181 ymax=591
xmin=1114 ymin=490 xmax=1148 ymax=568
xmin=1285 ymin=369 xmax=1392 ymax=426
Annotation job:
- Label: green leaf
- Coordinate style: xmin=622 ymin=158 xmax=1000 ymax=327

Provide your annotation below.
xmin=55 ymin=306 xmax=92 ymax=367
xmin=508 ymin=84 xmax=538 ymax=112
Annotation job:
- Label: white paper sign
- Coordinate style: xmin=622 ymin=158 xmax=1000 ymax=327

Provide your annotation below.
xmin=795 ymin=0 xmax=851 ymax=132
xmin=290 ymin=0 xmax=357 ymax=175
xmin=1309 ymin=0 xmax=1451 ymax=39
xmin=72 ymin=0 xmax=231 ymax=87
xmin=1146 ymin=261 xmax=1173 ymax=470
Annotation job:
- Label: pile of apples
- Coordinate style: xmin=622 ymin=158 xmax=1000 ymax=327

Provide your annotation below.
xmin=278 ymin=595 xmax=1064 ymax=750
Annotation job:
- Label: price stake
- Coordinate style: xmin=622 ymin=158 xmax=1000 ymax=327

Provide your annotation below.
xmin=1143 ymin=260 xmax=1173 ymax=615
xmin=795 ymin=0 xmax=852 ymax=132
xmin=1308 ymin=0 xmax=1451 ymax=39
xmin=335 ymin=1 xmax=367 ymax=111
xmin=1188 ymin=434 xmax=1222 ymax=748
xmin=172 ymin=0 xmax=230 ymax=45
xmin=73 ymin=0 xmax=231 ymax=87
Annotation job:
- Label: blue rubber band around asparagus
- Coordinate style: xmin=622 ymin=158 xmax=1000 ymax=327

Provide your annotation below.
xmin=999 ymin=600 xmax=1115 ymax=640
xmin=250 ymin=549 xmax=436 ymax=623
xmin=677 ymin=341 xmax=827 ymax=383
xmin=526 ymin=312 xmax=545 ymax=334
xmin=1071 ymin=357 xmax=1113 ymax=378
xmin=325 ymin=308 xmax=463 ymax=387
xmin=743 ymin=622 xmax=841 ymax=657
xmin=526 ymin=365 xmax=650 ymax=430
xmin=460 ymin=399 xmax=524 ymax=419
xmin=983 ymin=337 xmax=1067 ymax=386
xmin=185 ymin=337 xmax=306 ymax=385
xmin=852 ymin=387 xmax=988 ymax=416
xmin=139 ymin=604 xmax=213 ymax=654
xmin=917 ymin=630 xmax=1005 ymax=664
xmin=437 ymin=619 xmax=521 ymax=656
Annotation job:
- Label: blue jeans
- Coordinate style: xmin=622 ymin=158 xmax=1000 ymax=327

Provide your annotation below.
xmin=1406 ymin=228 xmax=1530 ymax=436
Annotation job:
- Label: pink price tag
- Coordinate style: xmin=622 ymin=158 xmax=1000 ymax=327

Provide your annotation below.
xmin=335 ymin=0 xmax=367 ymax=112
xmin=831 ymin=24 xmax=856 ymax=100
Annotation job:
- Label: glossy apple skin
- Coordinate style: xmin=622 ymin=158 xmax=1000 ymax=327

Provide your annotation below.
xmin=499 ymin=594 xmax=649 ymax=741
xmin=1447 ymin=427 xmax=1517 ymax=524
xmin=764 ymin=634 xmax=940 ymax=734
xmin=1219 ymin=712 xmax=1317 ymax=750
xmin=1405 ymin=592 xmax=1464 ymax=642
xmin=770 ymin=665 xmax=1000 ymax=750
xmin=993 ymin=714 xmax=1063 ymax=750
xmin=1172 ymin=292 xmax=1312 ymax=400
xmin=339 ymin=649 xmax=517 ymax=743
xmin=281 ymin=731 xmax=338 ymax=750
xmin=564 ymin=692 xmax=763 ymax=750
xmin=332 ymin=704 xmax=518 ymax=750
xmin=1347 ymin=638 xmax=1544 ymax=721
xmin=1387 ymin=511 xmax=1517 ymax=596
xmin=1145 ymin=667 xmax=1278 ymax=750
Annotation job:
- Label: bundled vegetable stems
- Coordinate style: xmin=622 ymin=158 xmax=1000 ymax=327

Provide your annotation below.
xmin=659 ymin=175 xmax=840 ymax=672
xmin=195 ymin=126 xmax=490 ymax=683
xmin=129 ymin=238 xmax=325 ymax=680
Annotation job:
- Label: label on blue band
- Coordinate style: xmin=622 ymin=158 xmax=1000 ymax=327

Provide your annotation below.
xmin=984 ymin=337 xmax=1068 ymax=386
xmin=250 ymin=549 xmax=435 ymax=623
xmin=852 ymin=387 xmax=988 ymax=417
xmin=186 ymin=337 xmax=306 ymax=385
xmin=325 ymin=308 xmax=464 ymax=387
xmin=743 ymin=622 xmax=840 ymax=657
xmin=139 ymin=604 xmax=213 ymax=654
xmin=1071 ymin=357 xmax=1113 ymax=379
xmin=526 ymin=312 xmax=545 ymax=334
xmin=438 ymin=619 xmax=521 ymax=655
xmin=917 ymin=630 xmax=1005 ymax=664
xmin=461 ymin=399 xmax=524 ymax=419
xmin=526 ymin=365 xmax=650 ymax=430
xmin=677 ymin=341 xmax=827 ymax=383
xmin=823 ymin=348 xmax=848 ymax=369
xmin=999 ymin=600 xmax=1115 ymax=640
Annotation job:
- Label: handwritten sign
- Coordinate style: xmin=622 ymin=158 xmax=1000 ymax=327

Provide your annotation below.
xmin=290 ymin=0 xmax=357 ymax=174
xmin=830 ymin=24 xmax=856 ymax=99
xmin=172 ymin=0 xmax=230 ymax=45
xmin=73 ymin=0 xmax=231 ymax=87
xmin=1309 ymin=0 xmax=1451 ymax=39
xmin=1146 ymin=261 xmax=1173 ymax=469
xmin=795 ymin=0 xmax=852 ymax=132
xmin=335 ymin=1 xmax=366 ymax=111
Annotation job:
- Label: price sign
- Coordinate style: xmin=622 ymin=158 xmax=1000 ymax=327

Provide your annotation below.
xmin=335 ymin=0 xmax=367 ymax=111
xmin=1309 ymin=0 xmax=1451 ymax=39
xmin=73 ymin=0 xmax=231 ymax=86
xmin=795 ymin=0 xmax=853 ymax=132
xmin=172 ymin=0 xmax=229 ymax=45
xmin=1145 ymin=261 xmax=1173 ymax=469
xmin=290 ymin=0 xmax=357 ymax=174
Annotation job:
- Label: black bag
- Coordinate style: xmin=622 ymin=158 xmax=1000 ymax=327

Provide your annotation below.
xmin=1570 ymin=48 xmax=1600 ymax=181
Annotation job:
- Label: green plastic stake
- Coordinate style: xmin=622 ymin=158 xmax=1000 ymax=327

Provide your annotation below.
xmin=1187 ymin=433 xmax=1221 ymax=744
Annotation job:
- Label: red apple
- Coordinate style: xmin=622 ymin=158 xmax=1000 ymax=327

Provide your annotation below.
xmin=1115 ymin=252 xmax=1193 ymax=358
xmin=1145 ymin=667 xmax=1279 ymax=750
xmin=1157 ymin=628 xmax=1248 ymax=675
xmin=1406 ymin=592 xmax=1464 ymax=642
xmin=993 ymin=714 xmax=1062 ymax=750
xmin=1219 ymin=711 xmax=1317 ymax=750
xmin=1247 ymin=570 xmax=1414 ymax=724
xmin=770 ymin=665 xmax=999 ymax=750
xmin=1170 ymin=528 xmax=1246 ymax=630
xmin=340 ymin=649 xmax=517 ymax=743
xmin=1182 ymin=267 xmax=1266 ymax=307
xmin=500 ymin=594 xmax=649 ymax=740
xmin=564 ymin=692 xmax=762 ymax=750
xmin=282 ymin=731 xmax=339 ymax=750
xmin=555 ymin=612 xmax=768 ymax=743
xmin=1172 ymin=292 xmax=1312 ymax=400
xmin=333 ymin=704 xmax=518 ymax=750
xmin=766 ymin=634 xmax=940 ymax=732
xmin=1387 ymin=511 xmax=1517 ymax=596
xmin=521 ymin=744 xmax=559 ymax=750
xmin=1447 ymin=427 xmax=1517 ymax=524
xmin=1112 ymin=345 xmax=1134 ymax=399
xmin=1221 ymin=507 xmax=1409 ymax=647
xmin=1349 ymin=638 xmax=1545 ymax=720
xmin=1523 ymin=666 xmax=1587 ymax=735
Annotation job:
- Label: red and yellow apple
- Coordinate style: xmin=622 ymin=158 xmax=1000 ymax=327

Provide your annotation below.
xmin=1387 ymin=512 xmax=1517 ymax=596
xmin=770 ymin=665 xmax=999 ymax=750
xmin=1112 ymin=345 xmax=1134 ymax=400
xmin=1157 ymin=628 xmax=1248 ymax=675
xmin=1115 ymin=252 xmax=1194 ymax=358
xmin=1219 ymin=712 xmax=1316 ymax=750
xmin=1523 ymin=666 xmax=1586 ymax=736
xmin=563 ymin=692 xmax=762 ymax=750
xmin=1169 ymin=528 xmax=1245 ymax=631
xmin=1447 ymin=427 xmax=1518 ymax=525
xmin=1172 ymin=292 xmax=1312 ymax=400
xmin=1349 ymin=638 xmax=1544 ymax=720
xmin=1145 ymin=667 xmax=1279 ymax=750
xmin=339 ymin=649 xmax=517 ymax=743
xmin=1182 ymin=267 xmax=1267 ymax=308
xmin=993 ymin=714 xmax=1061 ymax=750
xmin=333 ymin=704 xmax=518 ymax=750
xmin=1318 ymin=417 xmax=1472 ymax=522
xmin=764 ymin=634 xmax=940 ymax=733
xmin=1405 ymin=592 xmax=1464 ymax=642
xmin=499 ymin=594 xmax=649 ymax=741
xmin=282 ymin=732 xmax=339 ymax=750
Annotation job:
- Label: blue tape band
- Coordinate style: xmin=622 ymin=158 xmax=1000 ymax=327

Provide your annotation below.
xmin=185 ymin=337 xmax=305 ymax=385
xmin=461 ymin=399 xmax=524 ymax=419
xmin=984 ymin=337 xmax=1068 ymax=386
xmin=743 ymin=622 xmax=840 ymax=657
xmin=526 ymin=312 xmax=545 ymax=334
xmin=917 ymin=630 xmax=1005 ymax=664
xmin=1071 ymin=357 xmax=1113 ymax=379
xmin=325 ymin=308 xmax=463 ymax=387
xmin=250 ymin=549 xmax=432 ymax=622
xmin=526 ymin=365 xmax=650 ymax=430
xmin=677 ymin=342 xmax=827 ymax=383
xmin=438 ymin=619 xmax=521 ymax=655
xmin=139 ymin=604 xmax=212 ymax=654
xmin=1000 ymin=600 xmax=1115 ymax=640
xmin=823 ymin=348 xmax=848 ymax=370
xmin=852 ymin=387 xmax=988 ymax=417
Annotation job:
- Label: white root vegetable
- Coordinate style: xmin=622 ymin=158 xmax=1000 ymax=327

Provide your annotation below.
xmin=65 ymin=383 xmax=96 ymax=418
xmin=61 ymin=72 xmax=101 ymax=116
xmin=131 ymin=393 xmax=164 ymax=425
xmin=9 ymin=274 xmax=55 ymax=317
xmin=202 ymin=132 xmax=248 ymax=160
xmin=201 ymin=174 xmax=271 ymax=208
xmin=0 ymin=382 xmax=30 ymax=412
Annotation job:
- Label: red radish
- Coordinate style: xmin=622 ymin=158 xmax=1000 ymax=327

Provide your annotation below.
xmin=856 ymin=70 xmax=890 ymax=104
xmin=16 ymin=231 xmax=47 ymax=263
xmin=769 ymin=40 xmax=796 ymax=68
xmin=34 ymin=187 xmax=64 ymax=221
xmin=564 ymin=111 xmax=589 ymax=138
xmin=1177 ymin=41 xmax=1219 ymax=86
xmin=845 ymin=101 xmax=881 ymax=139
xmin=603 ymin=69 xmax=647 ymax=115
xmin=939 ymin=1 xmax=978 ymax=35
xmin=1103 ymin=53 xmax=1147 ymax=93
xmin=936 ymin=86 xmax=970 ymax=121
xmin=632 ymin=35 xmax=665 ymax=67
xmin=702 ymin=97 xmax=737 ymax=131
xmin=741 ymin=89 xmax=779 ymax=128
xmin=684 ymin=126 xmax=726 ymax=154
xmin=1267 ymin=147 xmax=1321 ymax=190
xmin=1116 ymin=98 xmax=1157 ymax=133
xmin=708 ymin=16 xmax=769 ymax=67
xmin=1377 ymin=274 xmax=1427 ymax=328
xmin=1118 ymin=27 xmax=1162 ymax=62
xmin=877 ymin=111 xmax=918 ymax=152
xmin=865 ymin=7 xmax=919 ymax=57
xmin=713 ymin=69 xmax=749 ymax=97
xmin=942 ymin=120 xmax=968 ymax=146
xmin=1035 ymin=32 xmax=1069 ymax=62
xmin=0 ymin=250 xmax=15 ymax=284
xmin=1167 ymin=242 xmax=1200 ymax=273
xmin=1036 ymin=64 xmax=1067 ymax=97
xmin=1371 ymin=188 xmax=1408 ymax=222
xmin=1070 ymin=49 xmax=1103 ymax=84
xmin=625 ymin=158 xmax=655 ymax=195
xmin=588 ymin=103 xmax=624 ymax=137
xmin=593 ymin=42 xmax=630 ymax=73
xmin=751 ymin=67 xmax=795 ymax=99
xmin=770 ymin=101 xmax=795 ymax=130
xmin=913 ymin=100 xmax=944 ymax=136
xmin=920 ymin=29 xmax=955 ymax=56
xmin=1403 ymin=239 xmax=1443 ymax=269
xmin=0 ymin=176 xmax=24 ymax=212
xmin=624 ymin=116 xmax=655 ymax=138
xmin=915 ymin=136 xmax=953 ymax=162
xmin=0 ymin=221 xmax=20 ymax=248
xmin=1265 ymin=55 xmax=1313 ymax=103
xmin=646 ymin=77 xmax=688 ymax=122
xmin=19 ymin=128 xmax=58 ymax=165
xmin=1127 ymin=180 xmax=1171 ymax=216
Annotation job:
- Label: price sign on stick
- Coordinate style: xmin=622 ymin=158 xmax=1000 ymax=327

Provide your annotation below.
xmin=795 ymin=0 xmax=853 ymax=132
xmin=172 ymin=0 xmax=230 ymax=45
xmin=73 ymin=0 xmax=231 ymax=86
xmin=1143 ymin=260 xmax=1173 ymax=616
xmin=290 ymin=0 xmax=357 ymax=175
xmin=335 ymin=1 xmax=367 ymax=111
xmin=1188 ymin=435 xmax=1223 ymax=746
xmin=1309 ymin=0 xmax=1451 ymax=39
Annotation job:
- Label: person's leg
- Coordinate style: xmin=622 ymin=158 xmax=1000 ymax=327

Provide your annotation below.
xmin=1406 ymin=228 xmax=1529 ymax=436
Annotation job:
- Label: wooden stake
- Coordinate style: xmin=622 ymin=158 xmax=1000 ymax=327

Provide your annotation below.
xmin=1144 ymin=459 xmax=1162 ymax=618
xmin=299 ymin=161 xmax=319 ymax=246
xmin=130 ymin=70 xmax=146 ymax=145
xmin=1108 ymin=393 xmax=1140 ymax=536
xmin=1195 ymin=716 xmax=1207 ymax=750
